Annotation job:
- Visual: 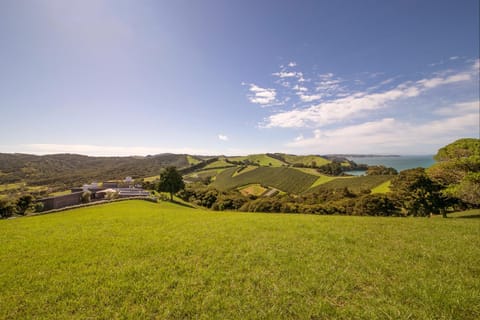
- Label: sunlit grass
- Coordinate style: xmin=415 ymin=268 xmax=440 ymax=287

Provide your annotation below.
xmin=1 ymin=200 xmax=479 ymax=319
xmin=371 ymin=180 xmax=391 ymax=194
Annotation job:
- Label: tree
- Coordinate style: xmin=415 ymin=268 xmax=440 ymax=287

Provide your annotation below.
xmin=317 ymin=162 xmax=343 ymax=176
xmin=353 ymin=194 xmax=397 ymax=216
xmin=427 ymin=138 xmax=480 ymax=207
xmin=16 ymin=194 xmax=34 ymax=215
xmin=390 ymin=168 xmax=445 ymax=217
xmin=157 ymin=166 xmax=185 ymax=201
xmin=0 ymin=198 xmax=17 ymax=218
xmin=366 ymin=165 xmax=398 ymax=176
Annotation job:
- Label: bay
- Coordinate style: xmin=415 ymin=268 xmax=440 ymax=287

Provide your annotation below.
xmin=345 ymin=155 xmax=435 ymax=175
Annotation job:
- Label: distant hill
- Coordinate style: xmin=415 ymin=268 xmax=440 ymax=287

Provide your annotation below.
xmin=0 ymin=153 xmax=190 ymax=187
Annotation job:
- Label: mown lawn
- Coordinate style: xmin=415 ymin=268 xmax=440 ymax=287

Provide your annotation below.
xmin=1 ymin=200 xmax=479 ymax=319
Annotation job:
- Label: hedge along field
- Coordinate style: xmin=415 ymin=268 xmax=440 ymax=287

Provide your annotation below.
xmin=213 ymin=167 xmax=318 ymax=194
xmin=1 ymin=200 xmax=479 ymax=319
xmin=227 ymin=154 xmax=286 ymax=167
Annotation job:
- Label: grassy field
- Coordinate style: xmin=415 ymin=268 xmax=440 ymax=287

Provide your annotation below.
xmin=213 ymin=167 xmax=318 ymax=194
xmin=371 ymin=180 xmax=391 ymax=194
xmin=228 ymin=154 xmax=286 ymax=167
xmin=238 ymin=184 xmax=268 ymax=197
xmin=203 ymin=159 xmax=236 ymax=169
xmin=1 ymin=200 xmax=479 ymax=319
xmin=283 ymin=154 xmax=330 ymax=167
xmin=186 ymin=155 xmax=202 ymax=165
xmin=307 ymin=175 xmax=392 ymax=193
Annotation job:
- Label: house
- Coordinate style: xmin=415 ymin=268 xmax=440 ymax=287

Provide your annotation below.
xmin=39 ymin=192 xmax=83 ymax=211
xmin=38 ymin=178 xmax=150 ymax=211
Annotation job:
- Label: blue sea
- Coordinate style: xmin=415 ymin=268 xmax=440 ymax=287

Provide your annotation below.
xmin=345 ymin=155 xmax=435 ymax=175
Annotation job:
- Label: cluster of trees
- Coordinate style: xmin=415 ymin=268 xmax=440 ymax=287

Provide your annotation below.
xmin=178 ymin=184 xmax=248 ymax=210
xmin=0 ymin=194 xmax=43 ymax=218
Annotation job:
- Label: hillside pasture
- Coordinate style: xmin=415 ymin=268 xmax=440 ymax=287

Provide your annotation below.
xmin=186 ymin=155 xmax=202 ymax=165
xmin=213 ymin=167 xmax=318 ymax=194
xmin=203 ymin=159 xmax=236 ymax=169
xmin=232 ymin=165 xmax=258 ymax=177
xmin=306 ymin=175 xmax=392 ymax=193
xmin=0 ymin=201 xmax=479 ymax=319
xmin=228 ymin=154 xmax=286 ymax=167
xmin=238 ymin=184 xmax=268 ymax=197
xmin=371 ymin=180 xmax=392 ymax=194
xmin=184 ymin=169 xmax=225 ymax=182
xmin=282 ymin=154 xmax=331 ymax=167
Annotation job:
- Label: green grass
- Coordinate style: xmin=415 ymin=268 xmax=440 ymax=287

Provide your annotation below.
xmin=186 ymin=155 xmax=202 ymax=165
xmin=238 ymin=184 xmax=268 ymax=197
xmin=143 ymin=175 xmax=159 ymax=182
xmin=283 ymin=154 xmax=330 ymax=167
xmin=184 ymin=169 xmax=225 ymax=182
xmin=310 ymin=174 xmax=338 ymax=188
xmin=228 ymin=154 xmax=286 ymax=167
xmin=213 ymin=167 xmax=318 ymax=194
xmin=447 ymin=209 xmax=480 ymax=218
xmin=1 ymin=200 xmax=479 ymax=319
xmin=232 ymin=165 xmax=258 ymax=177
xmin=0 ymin=182 xmax=25 ymax=192
xmin=371 ymin=180 xmax=392 ymax=194
xmin=49 ymin=190 xmax=72 ymax=197
xmin=203 ymin=159 xmax=236 ymax=169
xmin=307 ymin=175 xmax=392 ymax=193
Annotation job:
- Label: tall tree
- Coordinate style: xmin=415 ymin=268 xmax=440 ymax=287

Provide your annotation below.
xmin=391 ymin=168 xmax=445 ymax=217
xmin=427 ymin=138 xmax=480 ymax=207
xmin=157 ymin=167 xmax=185 ymax=201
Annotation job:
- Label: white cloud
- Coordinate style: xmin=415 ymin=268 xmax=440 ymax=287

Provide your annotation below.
xmin=417 ymin=72 xmax=471 ymax=88
xmin=247 ymin=84 xmax=277 ymax=105
xmin=473 ymin=59 xmax=480 ymax=71
xmin=288 ymin=62 xmax=297 ymax=67
xmin=293 ymin=85 xmax=308 ymax=92
xmin=265 ymin=82 xmax=422 ymax=128
xmin=218 ymin=134 xmax=229 ymax=141
xmin=298 ymin=93 xmax=322 ymax=102
xmin=286 ymin=99 xmax=479 ymax=154
xmin=435 ymin=100 xmax=479 ymax=116
xmin=272 ymin=71 xmax=303 ymax=78
xmin=265 ymin=66 xmax=474 ymax=129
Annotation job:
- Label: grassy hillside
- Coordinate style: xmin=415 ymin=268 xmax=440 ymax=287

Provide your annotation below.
xmin=203 ymin=158 xmax=236 ymax=169
xmin=228 ymin=154 xmax=286 ymax=167
xmin=0 ymin=153 xmax=190 ymax=187
xmin=306 ymin=175 xmax=392 ymax=193
xmin=1 ymin=201 xmax=478 ymax=319
xmin=213 ymin=167 xmax=318 ymax=194
xmin=282 ymin=154 xmax=331 ymax=167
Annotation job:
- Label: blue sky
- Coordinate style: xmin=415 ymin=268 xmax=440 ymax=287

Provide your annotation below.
xmin=0 ymin=0 xmax=478 ymax=156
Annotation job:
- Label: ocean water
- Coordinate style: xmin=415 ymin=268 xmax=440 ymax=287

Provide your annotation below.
xmin=345 ymin=155 xmax=435 ymax=175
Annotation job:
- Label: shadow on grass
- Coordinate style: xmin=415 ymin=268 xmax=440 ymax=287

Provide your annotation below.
xmin=168 ymin=199 xmax=196 ymax=209
xmin=454 ymin=214 xmax=480 ymax=219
